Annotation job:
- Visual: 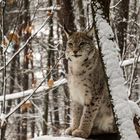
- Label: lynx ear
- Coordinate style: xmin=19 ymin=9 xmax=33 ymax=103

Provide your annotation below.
xmin=86 ymin=26 xmax=94 ymax=39
xmin=63 ymin=24 xmax=73 ymax=38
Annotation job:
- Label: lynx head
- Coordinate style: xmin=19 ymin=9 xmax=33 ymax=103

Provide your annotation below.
xmin=65 ymin=28 xmax=96 ymax=62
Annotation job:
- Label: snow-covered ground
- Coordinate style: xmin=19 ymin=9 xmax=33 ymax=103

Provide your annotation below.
xmin=31 ymin=135 xmax=85 ymax=140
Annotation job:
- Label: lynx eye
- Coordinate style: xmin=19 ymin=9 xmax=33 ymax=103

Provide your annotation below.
xmin=68 ymin=42 xmax=73 ymax=48
xmin=79 ymin=42 xmax=86 ymax=47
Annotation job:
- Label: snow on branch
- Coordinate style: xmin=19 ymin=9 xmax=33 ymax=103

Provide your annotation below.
xmin=91 ymin=1 xmax=139 ymax=140
xmin=0 ymin=78 xmax=67 ymax=102
xmin=110 ymin=0 xmax=122 ymax=9
xmin=120 ymin=57 xmax=140 ymax=67
xmin=0 ymin=52 xmax=66 ymax=125
xmin=31 ymin=135 xmax=85 ymax=140
xmin=9 ymin=6 xmax=61 ymax=14
xmin=0 ymin=79 xmax=67 ymax=126
xmin=129 ymin=100 xmax=140 ymax=121
xmin=0 ymin=78 xmax=67 ymax=125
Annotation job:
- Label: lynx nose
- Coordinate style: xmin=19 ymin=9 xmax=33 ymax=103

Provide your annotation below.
xmin=73 ymin=50 xmax=78 ymax=55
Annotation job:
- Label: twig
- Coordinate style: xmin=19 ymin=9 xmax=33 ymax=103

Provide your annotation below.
xmin=1 ymin=1 xmax=7 ymax=139
xmin=30 ymin=100 xmax=59 ymax=131
xmin=1 ymin=0 xmax=6 ymax=114
xmin=120 ymin=57 xmax=140 ymax=67
xmin=128 ymin=34 xmax=140 ymax=97
xmin=0 ymin=10 xmax=54 ymax=71
xmin=110 ymin=0 xmax=122 ymax=9
xmin=1 ymin=53 xmax=64 ymax=120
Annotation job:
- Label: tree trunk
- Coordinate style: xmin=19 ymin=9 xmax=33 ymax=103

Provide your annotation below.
xmin=91 ymin=0 xmax=139 ymax=139
xmin=127 ymin=0 xmax=140 ymax=101
xmin=73 ymin=0 xmax=92 ymax=29
xmin=78 ymin=0 xmax=86 ymax=30
xmin=115 ymin=0 xmax=130 ymax=57
xmin=56 ymin=0 xmax=76 ymax=129
xmin=7 ymin=42 xmax=19 ymax=113
xmin=57 ymin=0 xmax=76 ymax=31
xmin=43 ymin=94 xmax=49 ymax=135
xmin=21 ymin=0 xmax=30 ymax=139
xmin=63 ymin=85 xmax=70 ymax=128
xmin=43 ymin=0 xmax=53 ymax=134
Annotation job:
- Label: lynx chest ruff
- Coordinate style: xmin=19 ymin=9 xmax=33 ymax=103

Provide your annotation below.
xmin=68 ymin=59 xmax=93 ymax=106
xmin=69 ymin=75 xmax=92 ymax=105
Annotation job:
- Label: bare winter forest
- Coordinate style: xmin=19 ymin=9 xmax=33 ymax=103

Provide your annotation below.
xmin=0 ymin=0 xmax=140 ymax=140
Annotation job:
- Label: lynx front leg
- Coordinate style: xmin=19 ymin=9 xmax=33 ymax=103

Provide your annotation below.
xmin=65 ymin=102 xmax=83 ymax=135
xmin=72 ymin=102 xmax=100 ymax=138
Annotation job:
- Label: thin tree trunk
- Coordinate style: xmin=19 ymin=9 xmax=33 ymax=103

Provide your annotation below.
xmin=56 ymin=0 xmax=76 ymax=129
xmin=128 ymin=0 xmax=140 ymax=101
xmin=21 ymin=0 xmax=30 ymax=139
xmin=31 ymin=107 xmax=35 ymax=138
xmin=63 ymin=85 xmax=70 ymax=128
xmin=78 ymin=0 xmax=86 ymax=30
xmin=42 ymin=0 xmax=53 ymax=134
xmin=74 ymin=0 xmax=86 ymax=30
xmin=115 ymin=0 xmax=130 ymax=57
xmin=57 ymin=0 xmax=76 ymax=31
xmin=43 ymin=94 xmax=49 ymax=135
xmin=7 ymin=43 xmax=19 ymax=113
xmin=31 ymin=52 xmax=35 ymax=138
xmin=16 ymin=47 xmax=22 ymax=140
xmin=48 ymin=0 xmax=60 ymax=134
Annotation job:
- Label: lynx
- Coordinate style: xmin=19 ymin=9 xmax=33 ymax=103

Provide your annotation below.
xmin=65 ymin=29 xmax=117 ymax=138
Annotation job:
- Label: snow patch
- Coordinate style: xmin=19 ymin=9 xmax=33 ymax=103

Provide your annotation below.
xmin=31 ymin=135 xmax=85 ymax=140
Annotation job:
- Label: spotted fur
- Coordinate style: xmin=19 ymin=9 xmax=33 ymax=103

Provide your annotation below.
xmin=65 ymin=32 xmax=117 ymax=138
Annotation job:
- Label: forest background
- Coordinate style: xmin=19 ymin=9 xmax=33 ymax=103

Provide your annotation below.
xmin=0 ymin=0 xmax=140 ymax=140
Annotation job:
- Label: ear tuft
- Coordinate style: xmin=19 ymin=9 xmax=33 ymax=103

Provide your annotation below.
xmin=63 ymin=24 xmax=73 ymax=38
xmin=86 ymin=26 xmax=94 ymax=39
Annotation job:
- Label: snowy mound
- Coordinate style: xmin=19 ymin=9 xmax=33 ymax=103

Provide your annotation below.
xmin=32 ymin=135 xmax=85 ymax=140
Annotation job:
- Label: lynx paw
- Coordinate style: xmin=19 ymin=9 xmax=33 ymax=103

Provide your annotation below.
xmin=65 ymin=127 xmax=75 ymax=135
xmin=72 ymin=129 xmax=90 ymax=138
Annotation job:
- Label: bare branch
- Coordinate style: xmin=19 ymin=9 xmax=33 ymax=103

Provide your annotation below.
xmin=0 ymin=6 xmax=59 ymax=71
xmin=8 ymin=6 xmax=61 ymax=14
xmin=0 ymin=54 xmax=64 ymax=121
xmin=0 ymin=78 xmax=67 ymax=102
xmin=120 ymin=57 xmax=140 ymax=67
xmin=110 ymin=0 xmax=122 ymax=9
